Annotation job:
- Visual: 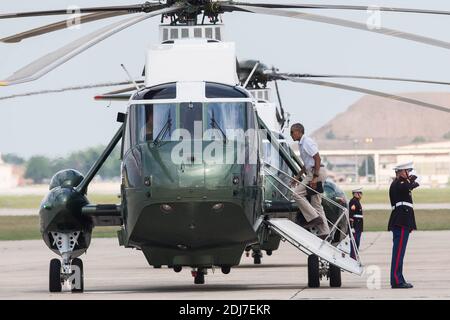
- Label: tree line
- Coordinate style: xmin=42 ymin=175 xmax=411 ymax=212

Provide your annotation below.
xmin=1 ymin=146 xmax=121 ymax=184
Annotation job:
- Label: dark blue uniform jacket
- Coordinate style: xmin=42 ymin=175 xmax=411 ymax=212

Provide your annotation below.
xmin=388 ymin=177 xmax=419 ymax=231
xmin=349 ymin=197 xmax=363 ymax=233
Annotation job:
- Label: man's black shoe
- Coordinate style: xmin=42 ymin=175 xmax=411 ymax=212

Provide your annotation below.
xmin=391 ymin=282 xmax=413 ymax=289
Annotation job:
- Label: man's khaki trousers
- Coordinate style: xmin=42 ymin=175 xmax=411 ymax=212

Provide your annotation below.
xmin=292 ymin=167 xmax=330 ymax=236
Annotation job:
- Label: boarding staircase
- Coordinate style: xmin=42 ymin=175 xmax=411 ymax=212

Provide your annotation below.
xmin=261 ymin=162 xmax=364 ymax=276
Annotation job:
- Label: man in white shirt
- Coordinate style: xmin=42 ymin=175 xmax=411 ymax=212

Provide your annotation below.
xmin=290 ymin=123 xmax=330 ymax=238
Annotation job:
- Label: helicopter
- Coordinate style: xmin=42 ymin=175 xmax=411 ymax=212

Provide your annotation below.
xmin=1 ymin=1 xmax=450 ymax=293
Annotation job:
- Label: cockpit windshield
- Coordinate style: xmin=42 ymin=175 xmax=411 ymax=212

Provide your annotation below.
xmin=137 ymin=104 xmax=176 ymax=143
xmin=204 ymin=102 xmax=246 ymax=140
xmin=133 ymin=102 xmax=248 ymax=145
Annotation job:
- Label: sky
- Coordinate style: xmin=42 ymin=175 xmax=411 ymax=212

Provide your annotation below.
xmin=0 ymin=0 xmax=449 ymax=158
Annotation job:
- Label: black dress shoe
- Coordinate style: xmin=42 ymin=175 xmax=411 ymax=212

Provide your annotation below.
xmin=391 ymin=282 xmax=413 ymax=289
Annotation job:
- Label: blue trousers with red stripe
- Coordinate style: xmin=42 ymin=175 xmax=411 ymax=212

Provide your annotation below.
xmin=390 ymin=226 xmax=410 ymax=286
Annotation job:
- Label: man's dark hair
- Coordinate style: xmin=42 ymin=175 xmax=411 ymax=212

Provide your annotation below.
xmin=291 ymin=123 xmax=305 ymax=134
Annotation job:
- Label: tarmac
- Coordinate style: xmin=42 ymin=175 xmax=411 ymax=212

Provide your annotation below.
xmin=2 ymin=204 xmax=450 ymax=216
xmin=1 ymin=231 xmax=449 ymax=300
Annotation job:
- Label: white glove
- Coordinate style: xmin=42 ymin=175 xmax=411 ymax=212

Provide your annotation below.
xmin=409 ymin=170 xmax=422 ymax=184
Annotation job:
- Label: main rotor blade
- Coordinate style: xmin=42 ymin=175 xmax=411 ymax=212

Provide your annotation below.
xmin=282 ymin=76 xmax=450 ymax=113
xmin=224 ymin=5 xmax=450 ymax=50
xmin=0 ymin=2 xmax=163 ymax=19
xmin=0 ymin=80 xmax=140 ymax=101
xmin=274 ymin=73 xmax=450 ymax=86
xmin=229 ymin=2 xmax=450 ymax=16
xmin=0 ymin=5 xmax=183 ymax=86
xmin=1 ymin=11 xmax=130 ymax=43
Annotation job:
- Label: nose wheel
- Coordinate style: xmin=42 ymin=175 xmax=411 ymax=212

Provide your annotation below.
xmin=49 ymin=259 xmax=62 ymax=292
xmin=71 ymin=258 xmax=84 ymax=293
xmin=48 ymin=257 xmax=84 ymax=293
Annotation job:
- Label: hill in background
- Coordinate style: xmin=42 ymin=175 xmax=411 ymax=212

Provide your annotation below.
xmin=312 ymin=92 xmax=450 ymax=150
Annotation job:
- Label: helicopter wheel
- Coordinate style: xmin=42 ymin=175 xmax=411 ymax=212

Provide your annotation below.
xmin=307 ymin=254 xmax=320 ymax=288
xmin=329 ymin=264 xmax=342 ymax=288
xmin=71 ymin=258 xmax=84 ymax=293
xmin=49 ymin=259 xmax=62 ymax=293
xmin=194 ymin=269 xmax=205 ymax=285
xmin=252 ymin=250 xmax=262 ymax=264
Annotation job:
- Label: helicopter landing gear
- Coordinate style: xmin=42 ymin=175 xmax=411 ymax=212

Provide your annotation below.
xmin=307 ymin=254 xmax=320 ymax=288
xmin=70 ymin=258 xmax=84 ymax=293
xmin=221 ymin=266 xmax=231 ymax=274
xmin=307 ymin=255 xmax=343 ymax=288
xmin=49 ymin=256 xmax=84 ymax=293
xmin=49 ymin=231 xmax=84 ymax=293
xmin=329 ymin=264 xmax=342 ymax=288
xmin=192 ymin=268 xmax=206 ymax=284
xmin=173 ymin=266 xmax=182 ymax=273
xmin=49 ymin=259 xmax=62 ymax=292
xmin=252 ymin=249 xmax=263 ymax=265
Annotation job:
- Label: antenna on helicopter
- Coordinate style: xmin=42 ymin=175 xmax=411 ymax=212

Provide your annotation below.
xmin=120 ymin=64 xmax=142 ymax=91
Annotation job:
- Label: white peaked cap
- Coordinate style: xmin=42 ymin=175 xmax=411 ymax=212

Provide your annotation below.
xmin=352 ymin=187 xmax=363 ymax=193
xmin=394 ymin=161 xmax=414 ymax=171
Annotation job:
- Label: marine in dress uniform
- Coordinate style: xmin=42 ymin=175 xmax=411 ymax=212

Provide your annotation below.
xmin=388 ymin=162 xmax=419 ymax=289
xmin=349 ymin=187 xmax=363 ymax=259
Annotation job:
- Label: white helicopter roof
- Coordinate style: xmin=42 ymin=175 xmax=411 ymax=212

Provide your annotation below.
xmin=145 ymin=38 xmax=239 ymax=87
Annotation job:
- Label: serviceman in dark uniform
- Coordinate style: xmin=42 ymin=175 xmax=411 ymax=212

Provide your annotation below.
xmin=349 ymin=187 xmax=363 ymax=260
xmin=388 ymin=162 xmax=419 ymax=289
